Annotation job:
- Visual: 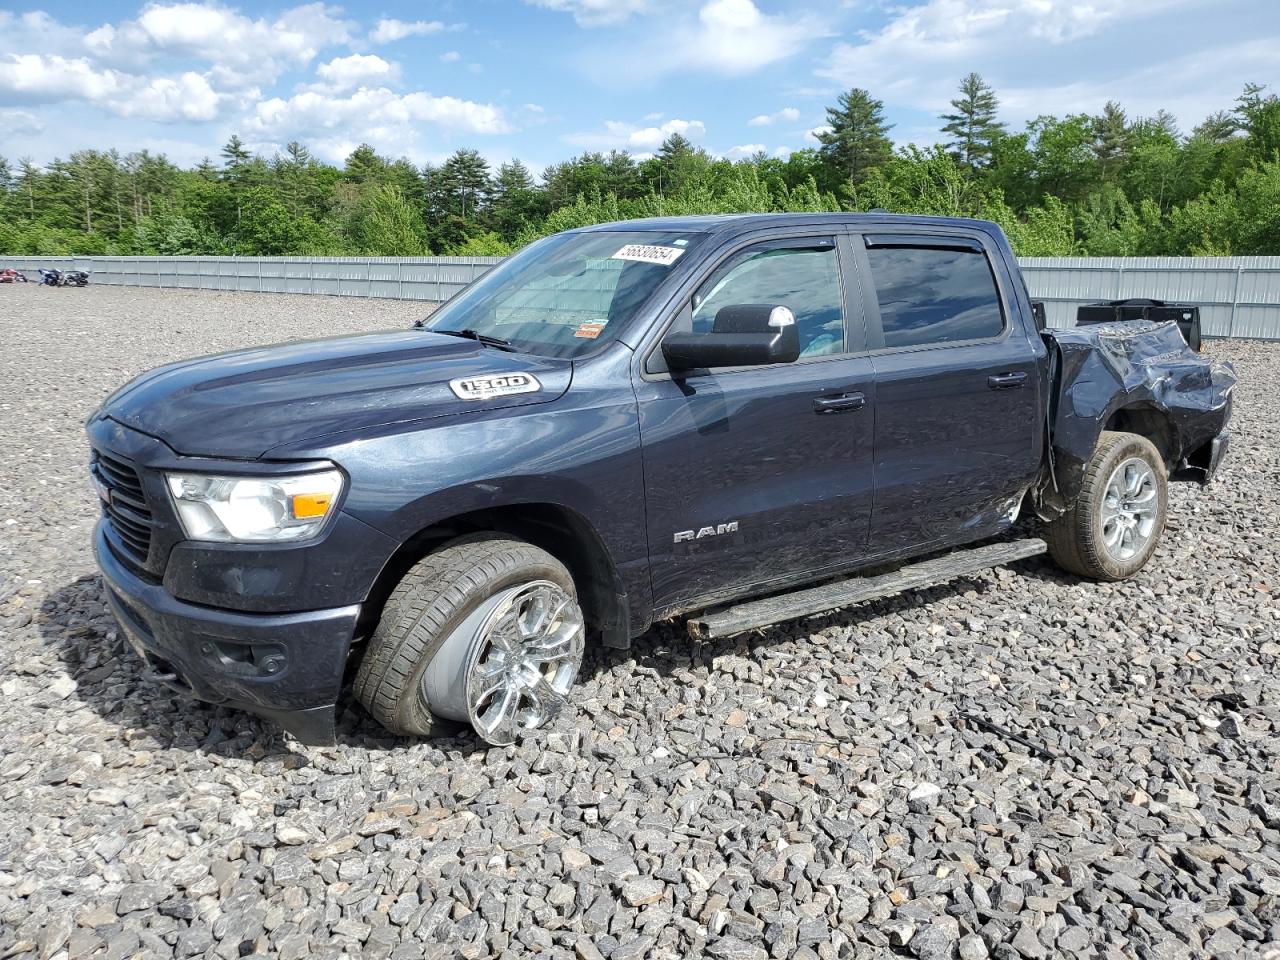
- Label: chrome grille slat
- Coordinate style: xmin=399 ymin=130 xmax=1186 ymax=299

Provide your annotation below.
xmin=92 ymin=449 xmax=152 ymax=565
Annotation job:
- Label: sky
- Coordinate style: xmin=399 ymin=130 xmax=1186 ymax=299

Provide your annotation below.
xmin=1 ymin=0 xmax=1278 ymax=175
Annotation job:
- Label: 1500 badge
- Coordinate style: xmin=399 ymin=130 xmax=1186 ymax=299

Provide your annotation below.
xmin=450 ymin=373 xmax=541 ymax=401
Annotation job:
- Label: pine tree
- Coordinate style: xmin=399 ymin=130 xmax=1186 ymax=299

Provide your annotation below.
xmin=343 ymin=144 xmax=387 ymax=184
xmin=494 ymin=160 xmax=534 ymax=197
xmin=1193 ymin=111 xmax=1238 ymax=143
xmin=1092 ymin=101 xmax=1129 ymax=174
xmin=653 ymin=134 xmax=705 ymax=195
xmin=490 ymin=160 xmax=545 ymax=239
xmin=440 ymin=149 xmax=492 ymax=221
xmin=940 ymin=73 xmax=1004 ymax=169
xmin=18 ymin=159 xmax=40 ymax=220
xmin=603 ymin=150 xmax=639 ymax=197
xmin=220 ymin=135 xmax=251 ymax=170
xmin=818 ymin=89 xmax=894 ymax=188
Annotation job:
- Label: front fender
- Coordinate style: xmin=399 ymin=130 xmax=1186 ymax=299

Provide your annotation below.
xmin=276 ymin=369 xmax=651 ymax=625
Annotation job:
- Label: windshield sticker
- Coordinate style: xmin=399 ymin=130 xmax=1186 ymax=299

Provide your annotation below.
xmin=450 ymin=373 xmax=541 ymax=401
xmin=611 ymin=244 xmax=685 ymax=266
xmin=574 ymin=321 xmax=607 ymax=339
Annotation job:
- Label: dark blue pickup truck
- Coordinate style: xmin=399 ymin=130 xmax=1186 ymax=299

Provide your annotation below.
xmin=87 ymin=214 xmax=1235 ymax=746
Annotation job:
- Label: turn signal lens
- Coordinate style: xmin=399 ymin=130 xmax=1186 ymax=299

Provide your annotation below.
xmin=291 ymin=492 xmax=334 ymax=519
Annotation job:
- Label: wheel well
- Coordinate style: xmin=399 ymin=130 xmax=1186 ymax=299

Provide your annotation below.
xmin=358 ymin=503 xmax=630 ymax=649
xmin=1104 ymin=406 xmax=1178 ymax=467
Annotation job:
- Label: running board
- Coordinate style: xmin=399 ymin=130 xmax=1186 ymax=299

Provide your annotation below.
xmin=686 ymin=537 xmax=1047 ymax=641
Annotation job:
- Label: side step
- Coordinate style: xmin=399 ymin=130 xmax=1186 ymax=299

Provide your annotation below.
xmin=687 ymin=537 xmax=1047 ymax=640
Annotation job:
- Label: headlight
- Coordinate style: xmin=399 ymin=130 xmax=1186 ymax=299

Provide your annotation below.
xmin=165 ymin=469 xmax=344 ymax=543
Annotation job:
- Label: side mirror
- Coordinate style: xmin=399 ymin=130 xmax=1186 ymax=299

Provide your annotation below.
xmin=662 ymin=304 xmax=801 ymax=373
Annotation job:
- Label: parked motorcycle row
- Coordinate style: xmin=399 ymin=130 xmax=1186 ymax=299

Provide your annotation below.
xmin=0 ymin=267 xmax=90 ymax=286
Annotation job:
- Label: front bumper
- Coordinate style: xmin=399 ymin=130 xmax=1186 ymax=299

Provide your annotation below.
xmin=94 ymin=521 xmax=359 ymax=744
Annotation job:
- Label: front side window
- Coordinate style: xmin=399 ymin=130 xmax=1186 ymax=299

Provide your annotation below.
xmin=424 ymin=230 xmax=704 ymax=358
xmin=692 ymin=241 xmax=845 ymax=358
xmin=866 ymin=244 xmax=1004 ymax=348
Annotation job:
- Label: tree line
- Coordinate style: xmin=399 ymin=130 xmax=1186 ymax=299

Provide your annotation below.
xmin=2 ymin=78 xmax=1278 ymax=259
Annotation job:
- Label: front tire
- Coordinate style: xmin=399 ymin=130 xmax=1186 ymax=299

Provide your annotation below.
xmin=353 ymin=537 xmax=585 ymax=744
xmin=1045 ymin=431 xmax=1168 ymax=580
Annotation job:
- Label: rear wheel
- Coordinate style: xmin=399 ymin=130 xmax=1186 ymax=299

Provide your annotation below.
xmin=1045 ymin=431 xmax=1167 ymax=580
xmin=354 ymin=537 xmax=585 ymax=744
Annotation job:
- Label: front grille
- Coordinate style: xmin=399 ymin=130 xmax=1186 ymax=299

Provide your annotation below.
xmin=92 ymin=450 xmax=153 ymax=565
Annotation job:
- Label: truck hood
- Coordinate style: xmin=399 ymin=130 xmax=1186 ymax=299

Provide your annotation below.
xmin=96 ymin=330 xmax=573 ymax=459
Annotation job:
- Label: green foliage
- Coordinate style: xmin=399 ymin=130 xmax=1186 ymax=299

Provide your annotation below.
xmin=3 ymin=84 xmax=1279 ymax=260
xmin=349 ymin=184 xmax=427 ymax=256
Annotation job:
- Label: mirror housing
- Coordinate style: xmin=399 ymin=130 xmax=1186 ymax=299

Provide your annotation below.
xmin=662 ymin=304 xmax=801 ymax=373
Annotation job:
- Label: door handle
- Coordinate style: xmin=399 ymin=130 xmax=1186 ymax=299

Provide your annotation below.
xmin=987 ymin=372 xmax=1028 ymax=390
xmin=813 ymin=392 xmax=866 ymax=414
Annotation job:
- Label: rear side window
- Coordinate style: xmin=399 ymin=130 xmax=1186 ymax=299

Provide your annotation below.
xmin=866 ymin=245 xmax=1003 ymax=348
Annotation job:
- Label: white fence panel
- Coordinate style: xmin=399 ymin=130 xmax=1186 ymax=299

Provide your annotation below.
xmin=5 ymin=254 xmax=1280 ymax=339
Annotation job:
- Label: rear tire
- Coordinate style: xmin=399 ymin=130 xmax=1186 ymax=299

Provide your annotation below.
xmin=1045 ymin=431 xmax=1167 ymax=581
xmin=353 ymin=537 xmax=583 ymax=743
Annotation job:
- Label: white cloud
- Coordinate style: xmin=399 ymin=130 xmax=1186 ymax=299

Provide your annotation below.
xmin=440 ymin=50 xmax=462 ymax=63
xmin=565 ymin=116 xmax=706 ymax=151
xmin=369 ymin=18 xmax=446 ymax=43
xmin=524 ymin=0 xmax=655 ymax=27
xmin=815 ymin=0 xmax=1262 ymax=132
xmin=805 ymin=124 xmax=832 ymax=142
xmin=46 ymin=2 xmax=355 ymax=89
xmin=747 ymin=106 xmax=800 ymax=127
xmin=313 ymin=54 xmax=399 ymax=90
xmin=581 ymin=0 xmax=829 ymax=82
xmin=687 ymin=0 xmax=827 ymax=73
xmin=0 ymin=53 xmax=229 ymax=121
xmin=0 ymin=53 xmax=126 ymax=101
xmin=727 ymin=143 xmax=766 ymax=157
xmin=7 ymin=108 xmax=44 ymax=134
xmin=995 ymin=37 xmax=1280 ymax=128
xmin=817 ymin=0 xmax=1188 ymax=109
xmin=246 ymin=87 xmax=511 ymax=161
xmin=120 ymin=71 xmax=225 ymax=121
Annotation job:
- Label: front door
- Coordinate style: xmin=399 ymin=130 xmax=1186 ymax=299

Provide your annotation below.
xmin=635 ymin=235 xmax=876 ymax=613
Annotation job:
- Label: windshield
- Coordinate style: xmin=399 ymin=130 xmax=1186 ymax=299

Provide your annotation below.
xmin=422 ymin=230 xmax=704 ymax=359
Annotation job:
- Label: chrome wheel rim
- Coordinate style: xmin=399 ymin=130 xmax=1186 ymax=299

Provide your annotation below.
xmin=421 ymin=580 xmax=584 ymax=746
xmin=1100 ymin=457 xmax=1159 ymax=562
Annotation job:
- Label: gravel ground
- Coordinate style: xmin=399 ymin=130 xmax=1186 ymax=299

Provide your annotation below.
xmin=1 ymin=283 xmax=1277 ymax=960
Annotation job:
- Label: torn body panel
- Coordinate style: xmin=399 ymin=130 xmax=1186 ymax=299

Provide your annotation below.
xmin=1034 ymin=320 xmax=1235 ymax=517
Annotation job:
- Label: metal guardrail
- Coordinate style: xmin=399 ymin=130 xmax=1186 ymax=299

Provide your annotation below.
xmin=6 ymin=254 xmax=1280 ymax=340
xmin=2 ymin=256 xmax=504 ymax=303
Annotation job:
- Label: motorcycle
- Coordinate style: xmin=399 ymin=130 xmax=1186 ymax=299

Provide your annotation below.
xmin=0 ymin=268 xmax=28 ymax=283
xmin=37 ymin=269 xmax=89 ymax=286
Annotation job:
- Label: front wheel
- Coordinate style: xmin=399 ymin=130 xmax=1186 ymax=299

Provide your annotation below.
xmin=353 ymin=537 xmax=585 ymax=745
xmin=1045 ymin=431 xmax=1168 ymax=580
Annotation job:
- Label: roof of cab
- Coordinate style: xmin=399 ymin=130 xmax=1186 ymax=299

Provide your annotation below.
xmin=573 ymin=212 xmax=1005 ymax=236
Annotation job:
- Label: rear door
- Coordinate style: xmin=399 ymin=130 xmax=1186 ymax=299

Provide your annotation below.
xmin=855 ymin=229 xmax=1043 ymax=555
xmin=635 ymin=233 xmax=876 ymax=613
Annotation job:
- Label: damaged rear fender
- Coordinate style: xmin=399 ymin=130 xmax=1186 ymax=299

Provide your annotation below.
xmin=1033 ymin=320 xmax=1235 ymax=517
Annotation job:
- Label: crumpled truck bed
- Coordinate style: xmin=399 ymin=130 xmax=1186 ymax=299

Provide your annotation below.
xmin=1037 ymin=320 xmax=1236 ymax=515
